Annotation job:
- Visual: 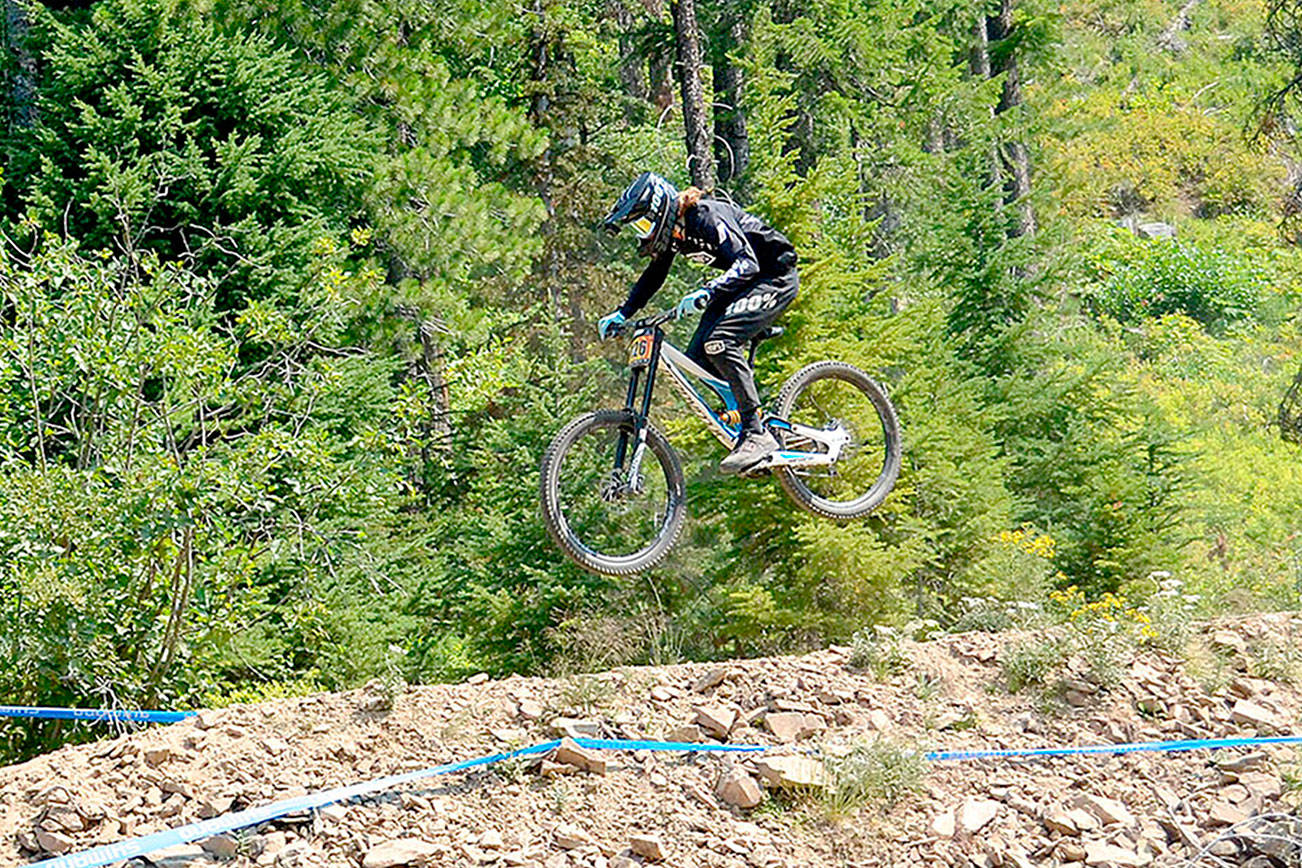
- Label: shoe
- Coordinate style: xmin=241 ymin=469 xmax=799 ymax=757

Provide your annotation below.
xmin=720 ymin=430 xmax=780 ymax=475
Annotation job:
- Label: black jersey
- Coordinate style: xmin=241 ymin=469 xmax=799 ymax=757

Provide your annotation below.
xmin=618 ymin=199 xmax=795 ymax=318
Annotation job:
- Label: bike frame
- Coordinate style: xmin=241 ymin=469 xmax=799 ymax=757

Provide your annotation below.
xmin=612 ymin=312 xmax=850 ymax=480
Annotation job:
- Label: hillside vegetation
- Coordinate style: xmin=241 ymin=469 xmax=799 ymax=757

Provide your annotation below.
xmin=0 ymin=0 xmax=1301 ymax=762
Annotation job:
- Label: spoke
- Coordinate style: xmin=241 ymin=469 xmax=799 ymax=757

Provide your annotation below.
xmin=782 ymin=373 xmax=888 ymax=505
xmin=557 ymin=420 xmax=672 ymax=559
xmin=806 ymin=387 xmax=833 ymax=421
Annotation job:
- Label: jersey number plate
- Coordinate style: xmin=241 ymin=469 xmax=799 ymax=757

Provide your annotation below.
xmin=628 ymin=334 xmax=655 ymax=368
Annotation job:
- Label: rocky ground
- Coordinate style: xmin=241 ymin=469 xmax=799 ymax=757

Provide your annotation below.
xmin=3 ymin=615 xmax=1302 ymax=867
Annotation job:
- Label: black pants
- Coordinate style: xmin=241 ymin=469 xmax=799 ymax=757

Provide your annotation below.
xmin=686 ymin=266 xmax=798 ymax=415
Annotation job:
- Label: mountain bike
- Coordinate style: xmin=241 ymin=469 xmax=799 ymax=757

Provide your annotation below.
xmin=540 ymin=308 xmax=902 ymax=576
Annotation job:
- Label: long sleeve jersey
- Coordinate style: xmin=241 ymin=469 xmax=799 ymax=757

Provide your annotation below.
xmin=618 ymin=198 xmax=795 ymax=318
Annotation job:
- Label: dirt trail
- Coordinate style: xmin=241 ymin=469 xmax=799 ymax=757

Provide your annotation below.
xmin=3 ymin=615 xmax=1302 ymax=867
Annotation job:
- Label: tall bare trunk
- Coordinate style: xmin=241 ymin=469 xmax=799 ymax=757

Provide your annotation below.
xmin=712 ymin=11 xmax=748 ymax=191
xmin=970 ymin=11 xmax=991 ymax=78
xmin=670 ymin=0 xmax=715 ymax=189
xmin=530 ymin=3 xmax=563 ymax=323
xmin=530 ymin=0 xmax=587 ymax=361
xmin=973 ymin=2 xmax=1035 ymax=239
xmin=4 ymin=0 xmax=36 ymax=129
xmin=988 ymin=0 xmax=1034 ymax=238
xmin=612 ymin=0 xmax=650 ymax=121
xmin=971 ymin=12 xmax=1001 ymax=192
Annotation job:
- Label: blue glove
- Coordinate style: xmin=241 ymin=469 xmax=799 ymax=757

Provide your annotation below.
xmin=597 ymin=310 xmax=626 ymax=340
xmin=676 ymin=288 xmax=711 ymax=320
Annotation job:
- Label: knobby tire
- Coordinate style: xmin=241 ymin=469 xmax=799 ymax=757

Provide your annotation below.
xmin=774 ymin=361 xmax=902 ymax=520
xmin=540 ymin=409 xmax=686 ymax=576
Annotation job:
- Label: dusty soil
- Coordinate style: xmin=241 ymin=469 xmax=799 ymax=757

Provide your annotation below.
xmin=3 ymin=614 xmax=1302 ymax=867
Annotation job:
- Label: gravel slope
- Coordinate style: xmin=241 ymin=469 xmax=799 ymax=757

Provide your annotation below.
xmin=3 ymin=614 xmax=1301 ymax=867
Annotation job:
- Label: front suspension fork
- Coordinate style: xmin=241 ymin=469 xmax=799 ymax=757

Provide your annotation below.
xmin=613 ymin=332 xmax=663 ymax=484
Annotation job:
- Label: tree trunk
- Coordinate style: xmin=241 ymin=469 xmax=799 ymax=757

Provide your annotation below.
xmin=529 ymin=4 xmax=564 ymax=323
xmin=712 ymin=11 xmax=748 ymax=191
xmin=1158 ymin=0 xmax=1201 ymax=55
xmin=670 ymin=0 xmax=715 ymax=189
xmin=649 ymin=45 xmax=674 ymax=113
xmin=971 ymin=14 xmax=1002 ymax=196
xmin=987 ymin=0 xmax=1035 ymax=238
xmin=4 ymin=0 xmax=36 ymax=129
xmin=529 ymin=0 xmax=587 ymax=361
xmin=612 ymin=0 xmax=650 ymax=121
xmin=1001 ymin=140 xmax=1035 ymax=237
xmin=974 ymin=1 xmax=1035 ymax=239
xmin=970 ymin=11 xmax=991 ymax=79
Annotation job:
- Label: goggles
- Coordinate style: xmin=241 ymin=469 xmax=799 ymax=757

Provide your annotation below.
xmin=629 ymin=216 xmax=656 ymax=238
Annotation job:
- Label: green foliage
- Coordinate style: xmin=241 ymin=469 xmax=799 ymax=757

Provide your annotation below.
xmin=1092 ymin=239 xmax=1264 ymax=331
xmin=848 ymin=626 xmax=910 ymax=680
xmin=6 ymin=0 xmax=376 ymax=309
xmin=1249 ymin=636 xmax=1302 ymax=684
xmin=822 ymin=741 xmax=927 ymax=817
xmin=0 ymin=0 xmax=1300 ymax=768
xmin=0 ymin=234 xmax=409 ymax=758
xmin=1001 ymin=637 xmax=1066 ymax=694
xmin=1046 ymin=90 xmax=1285 ymax=220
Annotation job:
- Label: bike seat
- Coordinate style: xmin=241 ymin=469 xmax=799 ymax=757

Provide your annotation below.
xmin=752 ymin=325 xmax=784 ymax=344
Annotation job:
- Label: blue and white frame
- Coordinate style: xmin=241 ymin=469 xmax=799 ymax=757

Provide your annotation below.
xmin=654 ymin=342 xmax=851 ymax=470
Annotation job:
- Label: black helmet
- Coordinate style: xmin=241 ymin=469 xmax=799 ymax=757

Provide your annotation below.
xmin=603 ymin=172 xmax=679 ymax=258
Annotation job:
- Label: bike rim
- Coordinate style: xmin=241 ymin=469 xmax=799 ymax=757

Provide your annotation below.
xmin=782 ymin=374 xmax=890 ymax=506
xmin=554 ymin=418 xmax=677 ymax=562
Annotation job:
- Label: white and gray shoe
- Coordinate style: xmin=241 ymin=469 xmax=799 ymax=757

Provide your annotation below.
xmin=719 ymin=430 xmax=780 ymax=475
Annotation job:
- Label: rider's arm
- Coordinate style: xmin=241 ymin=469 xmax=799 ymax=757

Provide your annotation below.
xmin=698 ymin=208 xmax=761 ymax=300
xmin=619 ymin=248 xmax=675 ymax=318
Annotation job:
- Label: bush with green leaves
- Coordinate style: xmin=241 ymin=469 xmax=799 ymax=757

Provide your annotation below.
xmin=0 ymin=233 xmax=409 ymax=760
xmin=1092 ymin=240 xmax=1264 ymax=333
xmin=822 ymin=741 xmax=926 ymax=817
xmin=1001 ymin=637 xmax=1067 ymax=694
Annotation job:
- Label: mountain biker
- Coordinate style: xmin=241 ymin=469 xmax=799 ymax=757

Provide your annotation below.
xmin=599 ymin=172 xmax=799 ymax=475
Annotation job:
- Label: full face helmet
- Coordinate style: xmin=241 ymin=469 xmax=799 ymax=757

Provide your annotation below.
xmin=603 ymin=172 xmax=679 ymax=258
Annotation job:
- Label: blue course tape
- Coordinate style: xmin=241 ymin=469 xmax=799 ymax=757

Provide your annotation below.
xmin=32 ymin=740 xmax=565 ymax=868
xmin=28 ymin=732 xmax=1302 ymax=868
xmin=0 ymin=706 xmax=196 ymax=724
xmin=926 ymin=734 xmax=1302 ymax=762
xmin=31 ymin=737 xmax=769 ymax=868
xmin=574 ymin=737 xmax=767 ymax=753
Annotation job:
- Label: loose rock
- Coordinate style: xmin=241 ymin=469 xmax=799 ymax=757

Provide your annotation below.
xmin=716 ymin=767 xmax=763 ymax=809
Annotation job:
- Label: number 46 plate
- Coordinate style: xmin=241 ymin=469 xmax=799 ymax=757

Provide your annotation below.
xmin=628 ymin=334 xmax=655 ymax=368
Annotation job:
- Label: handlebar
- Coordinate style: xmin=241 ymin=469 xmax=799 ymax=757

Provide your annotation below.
xmin=611 ymin=307 xmax=678 ymax=337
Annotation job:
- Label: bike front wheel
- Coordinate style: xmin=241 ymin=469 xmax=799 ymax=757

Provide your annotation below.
xmin=540 ymin=410 xmax=687 ymax=576
xmin=774 ymin=361 xmax=901 ymax=520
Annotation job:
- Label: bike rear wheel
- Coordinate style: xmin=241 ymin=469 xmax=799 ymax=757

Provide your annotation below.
xmin=540 ymin=410 xmax=686 ymax=576
xmin=774 ymin=361 xmax=901 ymax=520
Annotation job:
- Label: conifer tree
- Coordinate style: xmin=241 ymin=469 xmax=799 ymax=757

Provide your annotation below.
xmin=671 ymin=0 xmax=716 ymax=188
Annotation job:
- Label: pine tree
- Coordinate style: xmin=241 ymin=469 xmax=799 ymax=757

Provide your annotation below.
xmin=6 ymin=0 xmax=375 ymax=310
xmin=671 ymin=0 xmax=716 ymax=188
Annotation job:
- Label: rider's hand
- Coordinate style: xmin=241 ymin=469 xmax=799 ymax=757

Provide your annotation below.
xmin=675 ymin=288 xmax=711 ymax=320
xmin=597 ymin=310 xmax=626 ymax=341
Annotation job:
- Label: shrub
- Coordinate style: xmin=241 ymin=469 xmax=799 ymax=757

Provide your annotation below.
xmin=1093 ymin=241 xmax=1263 ymax=333
xmin=822 ymin=741 xmax=926 ymax=817
xmin=1001 ymin=638 xmax=1066 ymax=694
xmin=849 ymin=626 xmax=910 ymax=680
xmin=1249 ymin=637 xmax=1302 ymax=685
